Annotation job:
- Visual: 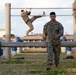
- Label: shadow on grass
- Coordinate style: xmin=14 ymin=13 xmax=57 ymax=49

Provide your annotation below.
xmin=2 ymin=59 xmax=25 ymax=64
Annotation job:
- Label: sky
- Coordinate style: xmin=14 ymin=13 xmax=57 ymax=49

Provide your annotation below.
xmin=0 ymin=0 xmax=74 ymax=37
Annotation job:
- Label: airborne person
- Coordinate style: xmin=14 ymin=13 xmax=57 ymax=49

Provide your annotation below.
xmin=21 ymin=8 xmax=45 ymax=36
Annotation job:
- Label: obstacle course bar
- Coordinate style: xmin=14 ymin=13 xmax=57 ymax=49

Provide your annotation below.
xmin=0 ymin=41 xmax=76 ymax=47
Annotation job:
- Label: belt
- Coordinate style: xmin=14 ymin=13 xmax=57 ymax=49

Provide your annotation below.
xmin=26 ymin=19 xmax=31 ymax=24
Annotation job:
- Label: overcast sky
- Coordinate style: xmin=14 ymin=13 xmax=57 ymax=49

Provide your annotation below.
xmin=0 ymin=0 xmax=74 ymax=37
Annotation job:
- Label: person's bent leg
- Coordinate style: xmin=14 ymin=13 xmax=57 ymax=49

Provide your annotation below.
xmin=26 ymin=21 xmax=34 ymax=36
xmin=30 ymin=16 xmax=42 ymax=22
xmin=30 ymin=11 xmax=45 ymax=22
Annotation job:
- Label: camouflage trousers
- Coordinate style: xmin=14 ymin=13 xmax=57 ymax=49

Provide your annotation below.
xmin=46 ymin=42 xmax=61 ymax=65
xmin=26 ymin=15 xmax=42 ymax=35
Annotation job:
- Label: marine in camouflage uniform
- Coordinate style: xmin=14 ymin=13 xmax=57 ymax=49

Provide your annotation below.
xmin=42 ymin=12 xmax=64 ymax=70
xmin=21 ymin=8 xmax=45 ymax=36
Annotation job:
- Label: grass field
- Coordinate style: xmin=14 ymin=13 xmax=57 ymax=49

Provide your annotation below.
xmin=0 ymin=53 xmax=76 ymax=75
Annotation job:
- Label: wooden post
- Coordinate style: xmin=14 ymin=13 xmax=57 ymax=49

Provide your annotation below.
xmin=73 ymin=0 xmax=76 ymax=40
xmin=5 ymin=3 xmax=11 ymax=59
xmin=73 ymin=0 xmax=76 ymax=59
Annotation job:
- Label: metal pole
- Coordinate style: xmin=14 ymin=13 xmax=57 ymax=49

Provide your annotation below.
xmin=73 ymin=0 xmax=76 ymax=58
xmin=5 ymin=3 xmax=11 ymax=59
xmin=11 ymin=7 xmax=72 ymax=9
xmin=1 ymin=41 xmax=76 ymax=47
xmin=73 ymin=0 xmax=76 ymax=41
xmin=11 ymin=15 xmax=72 ymax=17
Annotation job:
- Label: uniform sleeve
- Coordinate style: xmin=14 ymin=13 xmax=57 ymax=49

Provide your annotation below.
xmin=42 ymin=25 xmax=47 ymax=41
xmin=58 ymin=23 xmax=64 ymax=37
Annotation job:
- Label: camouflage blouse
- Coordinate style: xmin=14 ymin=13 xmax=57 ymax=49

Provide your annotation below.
xmin=43 ymin=21 xmax=64 ymax=45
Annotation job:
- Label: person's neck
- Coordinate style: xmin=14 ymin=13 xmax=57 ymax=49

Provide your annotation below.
xmin=50 ymin=20 xmax=56 ymax=23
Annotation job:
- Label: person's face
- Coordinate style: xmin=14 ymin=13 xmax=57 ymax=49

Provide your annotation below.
xmin=50 ymin=15 xmax=56 ymax=21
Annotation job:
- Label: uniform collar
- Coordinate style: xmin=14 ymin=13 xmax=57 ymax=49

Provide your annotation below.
xmin=49 ymin=20 xmax=57 ymax=24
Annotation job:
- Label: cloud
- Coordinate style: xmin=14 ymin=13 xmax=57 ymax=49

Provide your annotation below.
xmin=0 ymin=23 xmax=5 ymax=29
xmin=63 ymin=18 xmax=73 ymax=34
xmin=61 ymin=0 xmax=73 ymax=7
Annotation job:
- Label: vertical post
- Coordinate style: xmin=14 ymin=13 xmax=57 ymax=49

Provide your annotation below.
xmin=73 ymin=0 xmax=76 ymax=59
xmin=5 ymin=3 xmax=11 ymax=59
xmin=73 ymin=0 xmax=76 ymax=41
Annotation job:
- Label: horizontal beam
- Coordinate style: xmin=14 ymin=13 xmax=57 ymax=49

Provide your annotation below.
xmin=11 ymin=7 xmax=72 ymax=9
xmin=11 ymin=15 xmax=72 ymax=17
xmin=1 ymin=41 xmax=76 ymax=47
